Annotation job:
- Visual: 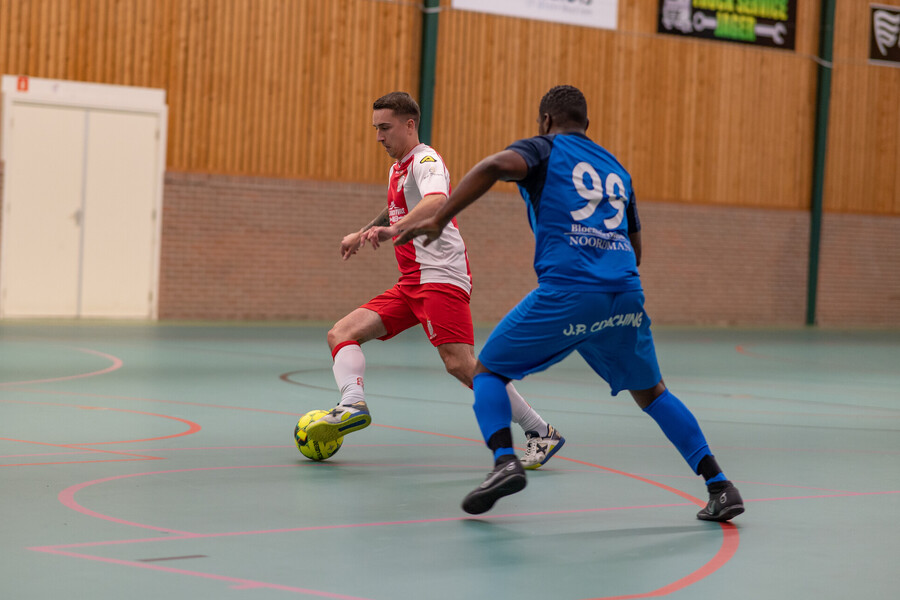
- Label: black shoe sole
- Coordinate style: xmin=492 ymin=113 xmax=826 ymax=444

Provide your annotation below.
xmin=461 ymin=473 xmax=527 ymax=515
xmin=697 ymin=504 xmax=745 ymax=522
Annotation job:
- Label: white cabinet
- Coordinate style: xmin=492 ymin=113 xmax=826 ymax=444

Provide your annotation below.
xmin=1 ymin=76 xmax=167 ymax=319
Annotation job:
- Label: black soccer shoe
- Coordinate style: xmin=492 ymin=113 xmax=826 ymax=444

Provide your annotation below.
xmin=462 ymin=457 xmax=527 ymax=515
xmin=697 ymin=480 xmax=745 ymax=522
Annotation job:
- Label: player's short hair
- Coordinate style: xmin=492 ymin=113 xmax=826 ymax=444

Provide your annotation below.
xmin=373 ymin=92 xmax=420 ymax=128
xmin=539 ymin=85 xmax=588 ymax=128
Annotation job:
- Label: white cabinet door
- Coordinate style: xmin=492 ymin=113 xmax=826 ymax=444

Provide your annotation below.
xmin=1 ymin=104 xmax=161 ymax=318
xmin=80 ymin=109 xmax=160 ymax=317
xmin=1 ymin=103 xmax=86 ymax=317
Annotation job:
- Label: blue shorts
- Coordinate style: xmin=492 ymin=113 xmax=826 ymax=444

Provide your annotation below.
xmin=478 ymin=288 xmax=662 ymax=396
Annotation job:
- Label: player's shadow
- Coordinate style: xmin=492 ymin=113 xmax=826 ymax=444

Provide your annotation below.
xmin=459 ymin=519 xmax=720 ymax=564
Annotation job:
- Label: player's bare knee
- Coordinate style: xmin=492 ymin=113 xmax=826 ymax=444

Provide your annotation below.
xmin=445 ymin=360 xmax=471 ymax=386
xmin=327 ymin=323 xmax=353 ymax=350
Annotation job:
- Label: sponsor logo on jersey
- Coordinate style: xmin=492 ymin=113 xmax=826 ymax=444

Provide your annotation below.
xmin=420 ymin=155 xmax=436 ymax=163
xmin=565 ymin=225 xmax=631 ymax=251
xmin=421 ymin=165 xmax=441 ymax=179
xmin=562 ymin=312 xmax=644 ymax=336
xmin=388 ymin=201 xmax=406 ymax=223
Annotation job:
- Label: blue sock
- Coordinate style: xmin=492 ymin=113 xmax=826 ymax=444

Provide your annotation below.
xmin=472 ymin=372 xmax=512 ymax=449
xmin=643 ymin=389 xmax=711 ymax=473
xmin=493 ymin=448 xmax=515 ymax=461
xmin=706 ymin=472 xmax=727 ymax=485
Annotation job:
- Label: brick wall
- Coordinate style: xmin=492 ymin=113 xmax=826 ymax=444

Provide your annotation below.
xmin=160 ymin=172 xmax=817 ymax=325
xmin=158 ymin=172 xmax=539 ymax=322
xmin=2 ymin=167 xmax=897 ymax=325
xmin=638 ymin=202 xmax=811 ymax=325
xmin=158 ymin=172 xmax=900 ymax=325
xmin=817 ymin=213 xmax=900 ymax=326
xmin=159 ymin=172 xmax=396 ymax=320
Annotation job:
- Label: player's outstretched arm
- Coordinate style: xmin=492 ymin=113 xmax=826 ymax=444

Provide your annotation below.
xmin=340 ymin=206 xmax=390 ymax=260
xmin=394 ymin=150 xmax=528 ymax=247
xmin=364 ymin=193 xmax=447 ymax=249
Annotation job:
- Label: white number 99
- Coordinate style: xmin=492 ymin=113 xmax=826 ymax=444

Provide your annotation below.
xmin=570 ymin=162 xmax=626 ymax=228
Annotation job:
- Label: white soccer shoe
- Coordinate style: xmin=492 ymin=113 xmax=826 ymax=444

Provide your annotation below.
xmin=520 ymin=424 xmax=566 ymax=470
xmin=305 ymin=400 xmax=371 ymax=443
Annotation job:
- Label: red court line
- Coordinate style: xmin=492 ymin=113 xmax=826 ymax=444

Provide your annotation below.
xmin=10 ymin=388 xmax=306 ymax=415
xmin=30 ymin=548 xmax=375 ymax=600
xmin=1 ymin=458 xmax=160 ymax=468
xmin=13 ymin=360 xmax=738 ymax=599
xmin=30 ymin=503 xmax=735 ymax=600
xmin=550 ymin=458 xmax=740 ymax=599
xmin=0 ymin=451 xmax=91 ymax=458
xmin=584 ymin=490 xmax=900 ymax=599
xmin=0 ymin=445 xmax=288 ymax=458
xmin=0 ymin=443 xmax=481 ymax=460
xmin=589 ymin=523 xmax=740 ymax=600
xmin=0 ymin=400 xmax=202 ymax=447
xmin=558 ymin=456 xmax=705 ymax=506
xmin=371 ymin=422 xmax=492 ymax=442
xmin=51 ymin=463 xmax=712 ymax=536
xmin=35 ymin=501 xmax=711 ymax=552
xmin=0 ymin=401 xmax=201 ymax=467
xmin=32 ymin=503 xmax=697 ymax=550
xmin=44 ymin=461 xmax=739 ymax=599
xmin=58 ymin=472 xmax=196 ymax=535
xmin=42 ymin=462 xmax=899 ymax=598
xmin=631 ymin=473 xmax=855 ymax=493
xmin=747 ymin=490 xmax=900 ymax=503
xmin=34 ymin=487 xmax=900 ymax=554
xmin=0 ymin=437 xmax=163 ymax=467
xmin=0 ymin=347 xmax=123 ymax=386
xmin=71 ymin=408 xmax=202 ymax=445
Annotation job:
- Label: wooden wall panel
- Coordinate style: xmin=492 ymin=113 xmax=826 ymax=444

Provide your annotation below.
xmin=0 ymin=0 xmax=421 ymax=182
xmin=825 ymin=0 xmax=900 ymax=214
xmin=432 ymin=0 xmax=821 ymax=211
xmin=2 ymin=0 xmax=898 ymax=215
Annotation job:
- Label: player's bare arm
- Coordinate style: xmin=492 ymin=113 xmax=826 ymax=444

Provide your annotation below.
xmin=341 ymin=206 xmax=390 ymax=260
xmin=394 ymin=150 xmax=528 ymax=247
xmin=364 ymin=192 xmax=447 ymax=250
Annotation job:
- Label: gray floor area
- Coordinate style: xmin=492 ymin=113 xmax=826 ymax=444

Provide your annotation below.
xmin=2 ymin=322 xmax=899 ymax=599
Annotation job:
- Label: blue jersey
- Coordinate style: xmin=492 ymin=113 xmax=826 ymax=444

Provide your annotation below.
xmin=508 ymin=133 xmax=642 ymax=292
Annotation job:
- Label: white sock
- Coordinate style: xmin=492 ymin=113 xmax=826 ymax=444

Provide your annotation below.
xmin=332 ymin=343 xmax=366 ymax=407
xmin=507 ymin=382 xmax=549 ymax=437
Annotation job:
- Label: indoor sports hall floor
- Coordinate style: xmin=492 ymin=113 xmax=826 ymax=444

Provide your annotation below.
xmin=1 ymin=321 xmax=898 ymax=600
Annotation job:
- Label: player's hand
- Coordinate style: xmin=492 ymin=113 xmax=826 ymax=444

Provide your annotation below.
xmin=340 ymin=231 xmax=364 ymax=261
xmin=394 ymin=217 xmax=443 ymax=247
xmin=362 ymin=225 xmax=398 ymax=250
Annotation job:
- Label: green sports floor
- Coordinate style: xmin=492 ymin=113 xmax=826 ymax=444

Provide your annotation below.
xmin=1 ymin=322 xmax=899 ymax=600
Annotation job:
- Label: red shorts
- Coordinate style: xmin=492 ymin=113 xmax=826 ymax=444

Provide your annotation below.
xmin=361 ymin=283 xmax=474 ymax=346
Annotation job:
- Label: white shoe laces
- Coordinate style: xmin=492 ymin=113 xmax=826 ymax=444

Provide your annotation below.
xmin=522 ymin=436 xmax=544 ymax=461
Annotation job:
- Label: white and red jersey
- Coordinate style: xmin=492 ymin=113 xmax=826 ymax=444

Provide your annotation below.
xmin=388 ymin=143 xmax=472 ymax=294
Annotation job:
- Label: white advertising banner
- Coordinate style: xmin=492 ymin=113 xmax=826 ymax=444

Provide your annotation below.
xmin=451 ymin=0 xmax=618 ymax=31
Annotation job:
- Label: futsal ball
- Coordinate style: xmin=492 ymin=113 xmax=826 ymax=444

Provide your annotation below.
xmin=294 ymin=409 xmax=343 ymax=461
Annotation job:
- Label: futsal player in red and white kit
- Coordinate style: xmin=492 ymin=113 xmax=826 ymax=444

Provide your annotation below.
xmin=305 ymin=92 xmax=564 ymax=469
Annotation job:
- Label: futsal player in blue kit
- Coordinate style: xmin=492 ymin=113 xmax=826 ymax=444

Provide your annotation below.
xmin=394 ymin=85 xmax=744 ymax=521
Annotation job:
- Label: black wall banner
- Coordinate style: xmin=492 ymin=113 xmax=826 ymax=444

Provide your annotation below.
xmin=658 ymin=0 xmax=797 ymax=50
xmin=870 ymin=4 xmax=900 ymax=66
